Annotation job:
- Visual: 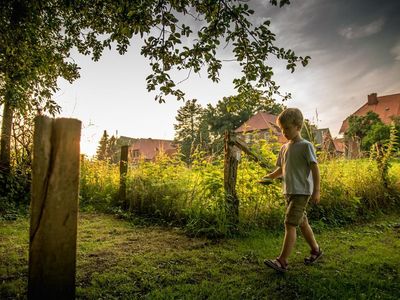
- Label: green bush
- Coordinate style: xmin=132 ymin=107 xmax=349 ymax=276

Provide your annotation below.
xmin=79 ymin=159 xmax=119 ymax=212
xmin=79 ymin=151 xmax=400 ymax=236
xmin=0 ymin=162 xmax=31 ymax=220
xmin=389 ymin=158 xmax=400 ymax=190
xmin=127 ymin=157 xmax=190 ymax=222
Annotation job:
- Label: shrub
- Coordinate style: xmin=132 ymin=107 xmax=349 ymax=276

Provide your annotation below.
xmin=310 ymin=158 xmax=396 ymax=225
xmin=79 ymin=152 xmax=400 ymax=236
xmin=0 ymin=161 xmax=31 ymax=220
xmin=80 ymin=159 xmax=119 ymax=212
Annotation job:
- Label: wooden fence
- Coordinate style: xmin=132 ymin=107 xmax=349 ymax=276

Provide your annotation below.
xmin=28 ymin=120 xmax=269 ymax=298
xmin=224 ymin=131 xmax=270 ymax=230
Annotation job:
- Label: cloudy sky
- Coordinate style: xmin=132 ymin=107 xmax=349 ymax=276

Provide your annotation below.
xmin=56 ymin=0 xmax=400 ymax=156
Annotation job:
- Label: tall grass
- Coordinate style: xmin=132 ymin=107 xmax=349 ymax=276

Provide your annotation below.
xmin=126 ymin=154 xmax=228 ymax=236
xmin=80 ymin=159 xmax=119 ymax=211
xmin=311 ymin=159 xmax=389 ymax=225
xmin=389 ymin=158 xmax=400 ymax=190
xmin=80 ymin=152 xmax=400 ymax=236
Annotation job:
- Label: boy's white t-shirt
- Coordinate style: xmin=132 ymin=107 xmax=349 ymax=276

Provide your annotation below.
xmin=276 ymin=139 xmax=317 ymax=195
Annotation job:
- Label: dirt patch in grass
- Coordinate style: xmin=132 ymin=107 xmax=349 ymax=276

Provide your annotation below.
xmin=78 ymin=212 xmax=209 ymax=254
xmin=76 ymin=212 xmax=213 ymax=293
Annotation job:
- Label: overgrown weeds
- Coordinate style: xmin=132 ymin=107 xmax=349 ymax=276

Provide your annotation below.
xmin=80 ymin=149 xmax=400 ymax=237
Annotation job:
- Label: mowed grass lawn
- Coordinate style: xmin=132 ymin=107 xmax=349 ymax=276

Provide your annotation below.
xmin=1 ymin=212 xmax=400 ymax=299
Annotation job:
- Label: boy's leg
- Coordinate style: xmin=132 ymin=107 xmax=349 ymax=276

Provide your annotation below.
xmin=265 ymin=195 xmax=308 ymax=271
xmin=300 ymin=216 xmax=323 ymax=265
xmin=278 ymin=195 xmax=308 ymax=264
xmin=300 ymin=216 xmax=319 ymax=252
xmin=277 ymin=223 xmax=297 ymax=265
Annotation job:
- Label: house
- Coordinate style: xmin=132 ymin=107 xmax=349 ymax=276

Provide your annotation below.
xmin=339 ymin=92 xmax=400 ymax=158
xmin=128 ymin=138 xmax=177 ymax=162
xmin=235 ymin=112 xmax=342 ymax=155
xmin=333 ymin=137 xmax=345 ymax=155
xmin=234 ymin=111 xmax=287 ymax=143
xmin=313 ymin=128 xmax=341 ymax=155
xmin=339 ymin=92 xmax=400 ymax=134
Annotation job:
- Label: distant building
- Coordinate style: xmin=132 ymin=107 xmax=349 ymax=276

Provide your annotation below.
xmin=333 ymin=137 xmax=345 ymax=155
xmin=128 ymin=138 xmax=177 ymax=162
xmin=339 ymin=92 xmax=400 ymax=158
xmin=234 ymin=111 xmax=287 ymax=144
xmin=313 ymin=128 xmax=341 ymax=155
xmin=234 ymin=111 xmax=343 ymax=155
xmin=339 ymin=92 xmax=400 ymax=133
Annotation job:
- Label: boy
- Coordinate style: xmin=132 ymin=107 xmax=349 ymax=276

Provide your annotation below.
xmin=264 ymin=108 xmax=322 ymax=272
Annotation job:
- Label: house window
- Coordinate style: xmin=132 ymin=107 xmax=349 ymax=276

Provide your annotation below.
xmin=132 ymin=150 xmax=140 ymax=158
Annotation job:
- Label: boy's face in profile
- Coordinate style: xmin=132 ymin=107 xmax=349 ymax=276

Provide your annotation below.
xmin=280 ymin=123 xmax=301 ymax=141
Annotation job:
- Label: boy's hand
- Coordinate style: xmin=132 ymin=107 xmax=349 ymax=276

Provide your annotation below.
xmin=267 ymin=167 xmax=282 ymax=179
xmin=311 ymin=190 xmax=320 ymax=204
xmin=258 ymin=176 xmax=273 ymax=185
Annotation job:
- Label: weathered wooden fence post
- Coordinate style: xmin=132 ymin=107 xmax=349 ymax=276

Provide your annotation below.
xmin=119 ymin=145 xmax=128 ymax=208
xmin=28 ymin=116 xmax=81 ymax=300
xmin=224 ymin=131 xmax=240 ymax=230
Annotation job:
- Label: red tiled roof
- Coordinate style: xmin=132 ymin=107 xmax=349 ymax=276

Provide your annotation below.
xmin=333 ymin=138 xmax=345 ymax=153
xmin=235 ymin=111 xmax=278 ymax=133
xmin=339 ymin=93 xmax=400 ymax=134
xmin=129 ymin=138 xmax=176 ymax=160
xmin=235 ymin=111 xmax=287 ymax=143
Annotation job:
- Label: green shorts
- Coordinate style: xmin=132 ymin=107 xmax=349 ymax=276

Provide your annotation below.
xmin=284 ymin=194 xmax=310 ymax=226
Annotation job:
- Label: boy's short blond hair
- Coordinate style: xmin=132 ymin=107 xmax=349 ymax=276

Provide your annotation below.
xmin=277 ymin=108 xmax=304 ymax=128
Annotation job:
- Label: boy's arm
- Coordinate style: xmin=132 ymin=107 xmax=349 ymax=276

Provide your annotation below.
xmin=310 ymin=162 xmax=320 ymax=204
xmin=267 ymin=167 xmax=282 ymax=179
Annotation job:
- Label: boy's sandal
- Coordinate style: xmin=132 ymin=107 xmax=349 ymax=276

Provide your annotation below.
xmin=264 ymin=257 xmax=288 ymax=272
xmin=304 ymin=248 xmax=323 ymax=265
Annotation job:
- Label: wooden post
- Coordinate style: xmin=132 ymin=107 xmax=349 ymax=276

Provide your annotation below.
xmin=28 ymin=116 xmax=81 ymax=300
xmin=119 ymin=145 xmax=128 ymax=207
xmin=224 ymin=131 xmax=240 ymax=230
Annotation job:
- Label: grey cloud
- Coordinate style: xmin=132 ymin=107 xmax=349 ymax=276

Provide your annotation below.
xmin=391 ymin=41 xmax=400 ymax=61
xmin=338 ymin=18 xmax=385 ymax=40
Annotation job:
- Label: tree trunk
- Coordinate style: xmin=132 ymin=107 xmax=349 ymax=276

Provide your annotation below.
xmin=0 ymin=98 xmax=13 ymax=176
